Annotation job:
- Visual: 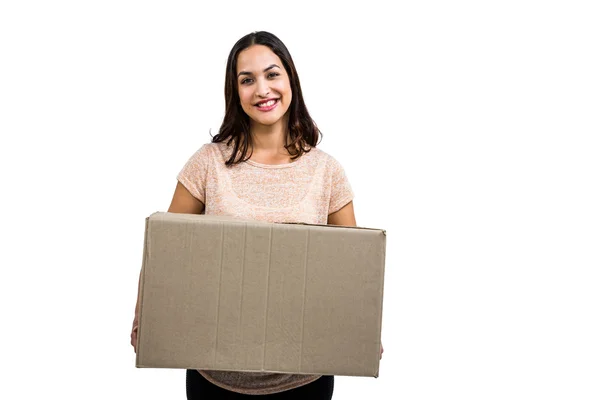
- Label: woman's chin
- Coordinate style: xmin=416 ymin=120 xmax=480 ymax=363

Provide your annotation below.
xmin=251 ymin=115 xmax=283 ymax=127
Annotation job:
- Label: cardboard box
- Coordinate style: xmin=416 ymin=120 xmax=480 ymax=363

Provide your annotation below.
xmin=136 ymin=212 xmax=386 ymax=377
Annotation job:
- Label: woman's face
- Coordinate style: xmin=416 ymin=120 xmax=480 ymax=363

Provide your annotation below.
xmin=236 ymin=45 xmax=292 ymax=128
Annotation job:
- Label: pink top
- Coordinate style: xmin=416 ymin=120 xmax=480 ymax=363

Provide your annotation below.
xmin=176 ymin=141 xmax=354 ymax=394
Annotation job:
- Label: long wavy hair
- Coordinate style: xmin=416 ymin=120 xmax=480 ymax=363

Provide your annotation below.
xmin=211 ymin=31 xmax=321 ymax=166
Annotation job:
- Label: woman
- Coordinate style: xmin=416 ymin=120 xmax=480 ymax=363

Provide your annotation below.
xmin=131 ymin=31 xmax=382 ymax=399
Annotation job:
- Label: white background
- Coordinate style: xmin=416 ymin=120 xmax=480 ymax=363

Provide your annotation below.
xmin=1 ymin=1 xmax=599 ymax=399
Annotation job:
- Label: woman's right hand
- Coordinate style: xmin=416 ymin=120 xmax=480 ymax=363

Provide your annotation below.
xmin=131 ymin=312 xmax=139 ymax=353
xmin=131 ymin=325 xmax=138 ymax=353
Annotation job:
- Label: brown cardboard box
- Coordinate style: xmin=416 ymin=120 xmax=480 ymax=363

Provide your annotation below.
xmin=135 ymin=212 xmax=386 ymax=377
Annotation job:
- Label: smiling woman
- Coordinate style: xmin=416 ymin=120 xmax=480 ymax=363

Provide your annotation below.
xmin=237 ymin=59 xmax=290 ymax=120
xmin=212 ymin=31 xmax=320 ymax=166
xmin=130 ymin=31 xmax=381 ymax=400
xmin=232 ymin=46 xmax=294 ymax=149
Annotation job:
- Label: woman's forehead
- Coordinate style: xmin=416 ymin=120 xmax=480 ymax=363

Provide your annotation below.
xmin=237 ymin=45 xmax=282 ymax=73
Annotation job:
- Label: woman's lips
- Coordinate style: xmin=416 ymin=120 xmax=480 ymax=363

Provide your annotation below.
xmin=255 ymin=99 xmax=279 ymax=112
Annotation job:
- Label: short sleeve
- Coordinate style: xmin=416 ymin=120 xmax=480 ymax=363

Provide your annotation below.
xmin=328 ymin=156 xmax=354 ymax=214
xmin=176 ymin=144 xmax=211 ymax=203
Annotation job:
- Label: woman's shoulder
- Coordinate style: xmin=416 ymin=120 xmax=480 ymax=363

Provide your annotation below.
xmin=190 ymin=141 xmax=232 ymax=161
xmin=198 ymin=141 xmax=227 ymax=153
xmin=307 ymin=146 xmax=344 ymax=169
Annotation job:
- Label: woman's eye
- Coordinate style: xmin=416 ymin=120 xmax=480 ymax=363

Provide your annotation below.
xmin=267 ymin=72 xmax=280 ymax=79
xmin=241 ymin=78 xmax=253 ymax=85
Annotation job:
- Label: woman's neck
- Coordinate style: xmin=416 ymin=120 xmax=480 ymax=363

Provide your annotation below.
xmin=248 ymin=119 xmax=293 ymax=162
xmin=249 ymin=118 xmax=288 ymax=153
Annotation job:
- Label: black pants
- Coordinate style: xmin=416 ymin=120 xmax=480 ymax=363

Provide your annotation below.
xmin=186 ymin=370 xmax=334 ymax=399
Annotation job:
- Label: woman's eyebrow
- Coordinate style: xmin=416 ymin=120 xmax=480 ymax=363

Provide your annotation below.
xmin=238 ymin=64 xmax=281 ymax=77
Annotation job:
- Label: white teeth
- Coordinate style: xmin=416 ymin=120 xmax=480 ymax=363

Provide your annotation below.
xmin=258 ymin=100 xmax=276 ymax=107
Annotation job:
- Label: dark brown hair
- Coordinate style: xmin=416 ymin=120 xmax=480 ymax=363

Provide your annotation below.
xmin=211 ymin=31 xmax=321 ymax=165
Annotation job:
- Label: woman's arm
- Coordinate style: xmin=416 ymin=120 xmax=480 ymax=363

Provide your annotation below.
xmin=327 ymin=201 xmax=356 ymax=226
xmin=131 ymin=182 xmax=205 ymax=352
xmin=167 ymin=181 xmax=206 ymax=214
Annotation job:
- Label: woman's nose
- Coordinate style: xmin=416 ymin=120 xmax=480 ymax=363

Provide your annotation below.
xmin=255 ymin=79 xmax=270 ymax=97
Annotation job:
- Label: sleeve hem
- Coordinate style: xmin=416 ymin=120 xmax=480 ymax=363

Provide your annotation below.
xmin=328 ymin=195 xmax=354 ymax=215
xmin=176 ymin=175 xmax=205 ymax=204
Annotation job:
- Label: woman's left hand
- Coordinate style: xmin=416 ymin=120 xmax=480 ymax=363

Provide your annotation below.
xmin=380 ymin=343 xmax=384 ymax=359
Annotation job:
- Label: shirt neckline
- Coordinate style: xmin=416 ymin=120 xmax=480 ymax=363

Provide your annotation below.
xmin=244 ymin=158 xmax=302 ymax=169
xmin=217 ymin=141 xmax=312 ymax=169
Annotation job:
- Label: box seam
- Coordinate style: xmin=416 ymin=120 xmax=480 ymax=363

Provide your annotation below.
xmin=298 ymin=227 xmax=310 ymax=373
xmin=213 ymin=222 xmax=225 ymax=368
xmin=238 ymin=223 xmax=247 ymax=368
xmin=262 ymin=225 xmax=273 ymax=370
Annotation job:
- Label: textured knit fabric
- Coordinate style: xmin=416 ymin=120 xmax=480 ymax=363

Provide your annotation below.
xmin=176 ymin=141 xmax=354 ymax=395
